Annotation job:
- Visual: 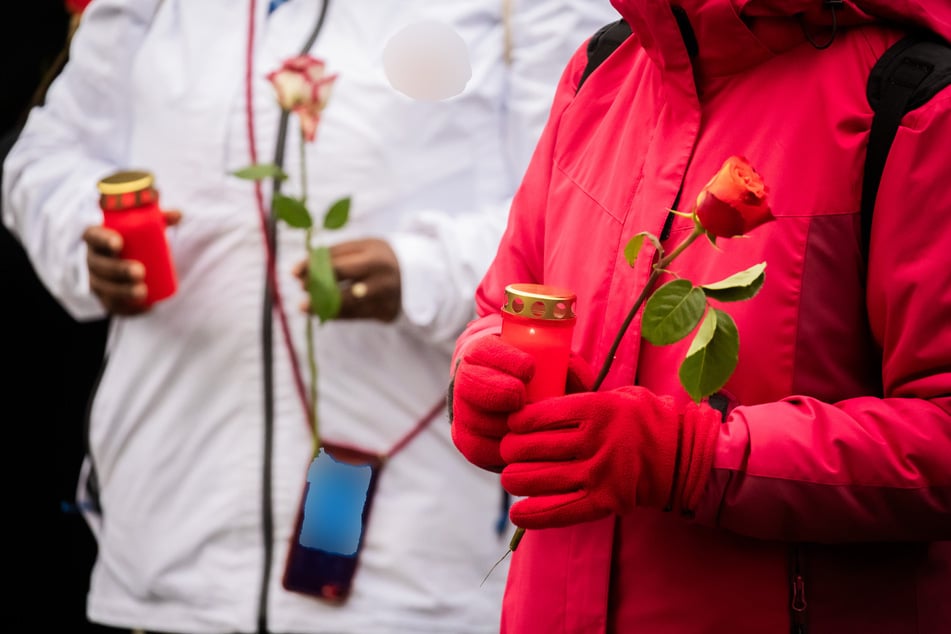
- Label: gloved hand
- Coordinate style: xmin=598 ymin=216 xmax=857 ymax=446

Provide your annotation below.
xmin=449 ymin=336 xmax=597 ymax=472
xmin=500 ymin=386 xmax=721 ymax=529
xmin=449 ymin=335 xmax=534 ymax=472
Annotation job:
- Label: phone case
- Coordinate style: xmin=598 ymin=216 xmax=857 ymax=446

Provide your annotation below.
xmin=282 ymin=443 xmax=384 ymax=603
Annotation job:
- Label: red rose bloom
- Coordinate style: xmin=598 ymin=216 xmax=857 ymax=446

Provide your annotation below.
xmin=695 ymin=156 xmax=773 ymax=238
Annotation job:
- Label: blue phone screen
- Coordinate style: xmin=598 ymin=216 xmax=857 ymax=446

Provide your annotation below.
xmin=299 ymin=448 xmax=373 ymax=556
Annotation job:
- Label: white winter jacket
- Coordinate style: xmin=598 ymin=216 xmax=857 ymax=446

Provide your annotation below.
xmin=2 ymin=0 xmax=617 ymax=632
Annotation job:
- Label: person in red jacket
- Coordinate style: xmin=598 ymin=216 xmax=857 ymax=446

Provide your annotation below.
xmin=450 ymin=0 xmax=951 ymax=632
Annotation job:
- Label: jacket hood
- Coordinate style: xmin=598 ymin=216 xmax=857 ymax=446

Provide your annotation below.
xmin=609 ymin=0 xmax=951 ymax=78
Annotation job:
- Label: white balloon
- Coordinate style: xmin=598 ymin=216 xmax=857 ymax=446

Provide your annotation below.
xmin=382 ymin=20 xmax=472 ymax=101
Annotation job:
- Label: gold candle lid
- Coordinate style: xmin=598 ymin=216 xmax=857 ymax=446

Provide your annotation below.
xmin=97 ymin=170 xmax=154 ymax=195
xmin=502 ymin=283 xmax=576 ymax=320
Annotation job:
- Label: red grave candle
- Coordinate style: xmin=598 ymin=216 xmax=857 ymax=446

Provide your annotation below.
xmin=97 ymin=170 xmax=177 ymax=306
xmin=500 ymin=283 xmax=577 ymax=402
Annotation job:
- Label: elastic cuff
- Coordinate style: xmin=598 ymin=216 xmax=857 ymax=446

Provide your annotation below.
xmin=676 ymin=403 xmax=722 ymax=514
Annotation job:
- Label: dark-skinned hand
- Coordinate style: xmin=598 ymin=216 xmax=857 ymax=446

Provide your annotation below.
xmin=293 ymin=237 xmax=402 ymax=322
xmin=82 ymin=210 xmax=182 ymax=316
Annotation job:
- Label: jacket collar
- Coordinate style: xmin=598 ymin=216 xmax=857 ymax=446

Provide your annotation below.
xmin=608 ymin=0 xmax=951 ymax=80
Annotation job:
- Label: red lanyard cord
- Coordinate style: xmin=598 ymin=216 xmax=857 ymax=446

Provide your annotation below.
xmin=244 ymin=0 xmax=434 ymax=459
xmin=244 ymin=0 xmax=312 ymax=426
xmin=386 ymin=398 xmax=447 ymax=459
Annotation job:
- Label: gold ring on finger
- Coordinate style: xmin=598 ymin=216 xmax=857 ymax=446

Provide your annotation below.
xmin=350 ymin=281 xmax=368 ymax=299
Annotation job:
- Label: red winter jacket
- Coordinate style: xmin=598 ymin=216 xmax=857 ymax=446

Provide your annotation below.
xmin=455 ymin=0 xmax=951 ymax=632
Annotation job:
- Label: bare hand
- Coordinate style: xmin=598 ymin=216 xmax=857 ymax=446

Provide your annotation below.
xmin=293 ymin=237 xmax=401 ymax=322
xmin=82 ymin=210 xmax=182 ymax=316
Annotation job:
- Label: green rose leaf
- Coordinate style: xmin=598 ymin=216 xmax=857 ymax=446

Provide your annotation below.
xmin=623 ymin=231 xmax=662 ymax=267
xmin=274 ymin=193 xmax=313 ymax=229
xmin=308 ymin=246 xmax=341 ymax=323
xmin=323 ymin=196 xmax=351 ymax=230
xmin=678 ymin=308 xmax=739 ymax=403
xmin=701 ymin=262 xmax=767 ymax=302
xmin=685 ymin=308 xmax=716 ymax=357
xmin=641 ymin=279 xmax=706 ymax=345
xmin=231 ymin=163 xmax=288 ymax=181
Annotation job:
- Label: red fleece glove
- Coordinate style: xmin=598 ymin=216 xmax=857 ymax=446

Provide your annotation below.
xmin=500 ymin=386 xmax=721 ymax=529
xmin=450 ymin=336 xmax=594 ymax=472
xmin=450 ymin=336 xmax=534 ymax=472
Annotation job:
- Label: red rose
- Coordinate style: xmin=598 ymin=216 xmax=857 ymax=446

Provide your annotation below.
xmin=695 ymin=156 xmax=773 ymax=238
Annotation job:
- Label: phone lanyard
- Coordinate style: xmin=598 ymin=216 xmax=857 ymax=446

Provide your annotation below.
xmin=385 ymin=397 xmax=447 ymax=460
xmin=245 ymin=0 xmax=329 ymax=432
xmin=245 ymin=0 xmax=442 ymax=461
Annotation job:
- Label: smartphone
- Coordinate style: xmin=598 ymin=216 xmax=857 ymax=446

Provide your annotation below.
xmin=282 ymin=444 xmax=384 ymax=603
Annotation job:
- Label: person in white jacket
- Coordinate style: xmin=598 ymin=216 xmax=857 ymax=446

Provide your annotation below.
xmin=2 ymin=1 xmax=618 ymax=633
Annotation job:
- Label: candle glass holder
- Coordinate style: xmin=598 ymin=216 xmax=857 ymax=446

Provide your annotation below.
xmin=500 ymin=283 xmax=577 ymax=403
xmin=98 ymin=170 xmax=177 ymax=306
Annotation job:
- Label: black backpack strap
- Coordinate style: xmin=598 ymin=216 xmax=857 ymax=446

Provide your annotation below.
xmin=577 ymin=19 xmax=632 ymax=91
xmin=863 ymin=33 xmax=951 ymax=257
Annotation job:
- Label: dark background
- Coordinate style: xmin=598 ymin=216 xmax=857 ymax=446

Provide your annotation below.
xmin=3 ymin=2 xmax=112 ymax=631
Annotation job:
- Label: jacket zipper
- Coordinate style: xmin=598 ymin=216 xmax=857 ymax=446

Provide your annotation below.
xmin=251 ymin=3 xmax=333 ymax=630
xmin=259 ymin=266 xmax=277 ymax=634
xmin=790 ymin=545 xmax=809 ymax=634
